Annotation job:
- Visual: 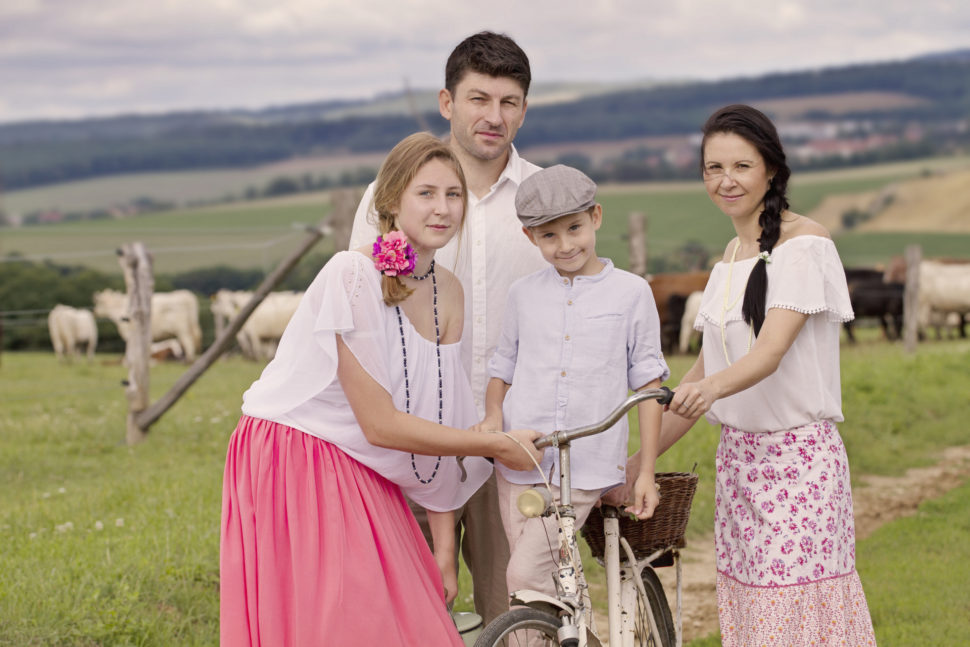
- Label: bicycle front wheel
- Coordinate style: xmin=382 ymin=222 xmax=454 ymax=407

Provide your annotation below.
xmin=473 ymin=607 xmax=561 ymax=647
xmin=634 ymin=568 xmax=675 ymax=647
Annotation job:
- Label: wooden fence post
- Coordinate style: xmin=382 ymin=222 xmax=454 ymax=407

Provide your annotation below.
xmin=903 ymin=244 xmax=921 ymax=354
xmin=128 ymin=189 xmax=355 ymax=440
xmin=628 ymin=211 xmax=647 ymax=277
xmin=328 ymin=188 xmax=360 ymax=253
xmin=119 ymin=242 xmax=153 ymax=445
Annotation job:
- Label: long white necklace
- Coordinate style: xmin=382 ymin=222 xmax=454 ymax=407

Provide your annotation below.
xmin=719 ymin=240 xmax=753 ymax=365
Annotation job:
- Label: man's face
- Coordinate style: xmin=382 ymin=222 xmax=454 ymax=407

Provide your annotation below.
xmin=439 ymin=71 xmax=527 ymax=162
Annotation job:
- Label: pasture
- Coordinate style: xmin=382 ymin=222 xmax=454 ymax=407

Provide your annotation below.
xmin=4 ymin=154 xmax=970 ymax=276
xmin=1 ymin=334 xmax=968 ymax=645
xmin=3 ymin=153 xmax=970 ymax=644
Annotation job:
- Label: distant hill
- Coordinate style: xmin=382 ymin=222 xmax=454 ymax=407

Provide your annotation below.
xmin=1 ymin=50 xmax=968 ymax=192
xmin=807 ymin=165 xmax=970 ymax=234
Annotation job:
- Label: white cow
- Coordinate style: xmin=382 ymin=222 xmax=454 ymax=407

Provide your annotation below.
xmin=48 ymin=305 xmax=98 ymax=362
xmin=210 ymin=289 xmax=254 ymax=356
xmin=678 ymin=291 xmax=704 ymax=354
xmin=93 ymin=289 xmax=203 ymax=361
xmin=210 ymin=289 xmax=303 ymax=360
xmin=918 ymin=260 xmax=970 ymax=339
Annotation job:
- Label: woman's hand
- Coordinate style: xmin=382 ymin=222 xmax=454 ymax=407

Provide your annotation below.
xmin=494 ymin=429 xmax=543 ymax=471
xmin=669 ymin=380 xmax=715 ymax=420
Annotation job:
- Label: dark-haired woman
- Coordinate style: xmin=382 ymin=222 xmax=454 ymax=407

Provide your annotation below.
xmin=665 ymin=105 xmax=877 ymax=645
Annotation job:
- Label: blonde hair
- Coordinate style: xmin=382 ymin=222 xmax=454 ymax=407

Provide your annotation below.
xmin=371 ymin=132 xmax=467 ymax=305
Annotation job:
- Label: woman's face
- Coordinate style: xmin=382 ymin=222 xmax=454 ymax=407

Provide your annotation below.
xmin=393 ymin=158 xmax=464 ymax=259
xmin=702 ymin=132 xmax=773 ymax=222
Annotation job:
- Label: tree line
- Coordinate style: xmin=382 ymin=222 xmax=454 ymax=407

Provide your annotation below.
xmin=1 ymin=55 xmax=968 ymax=192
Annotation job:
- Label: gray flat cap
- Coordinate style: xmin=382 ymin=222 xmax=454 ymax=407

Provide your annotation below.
xmin=516 ymin=164 xmax=598 ymax=227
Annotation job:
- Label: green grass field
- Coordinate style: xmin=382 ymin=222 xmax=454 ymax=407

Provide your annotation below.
xmin=3 ymin=153 xmax=970 ymax=644
xmin=1 ymin=334 xmax=968 ymax=645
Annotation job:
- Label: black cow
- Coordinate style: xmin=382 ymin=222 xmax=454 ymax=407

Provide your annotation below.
xmin=844 ymin=280 xmax=904 ymax=343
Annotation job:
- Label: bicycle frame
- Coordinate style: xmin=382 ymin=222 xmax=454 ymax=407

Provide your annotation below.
xmin=508 ymin=387 xmax=676 ymax=647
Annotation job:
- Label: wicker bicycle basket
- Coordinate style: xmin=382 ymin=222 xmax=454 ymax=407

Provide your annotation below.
xmin=581 ymin=471 xmax=698 ymax=561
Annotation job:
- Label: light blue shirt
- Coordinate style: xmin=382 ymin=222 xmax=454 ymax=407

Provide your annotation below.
xmin=489 ymin=259 xmax=670 ymax=490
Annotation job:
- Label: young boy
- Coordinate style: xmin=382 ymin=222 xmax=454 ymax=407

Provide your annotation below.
xmin=476 ymin=164 xmax=670 ymax=600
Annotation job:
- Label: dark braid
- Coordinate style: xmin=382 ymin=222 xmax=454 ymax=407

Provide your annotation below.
xmin=701 ymin=105 xmax=791 ymax=336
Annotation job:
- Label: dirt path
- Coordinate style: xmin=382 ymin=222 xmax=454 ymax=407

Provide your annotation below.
xmin=651 ymin=444 xmax=970 ymax=644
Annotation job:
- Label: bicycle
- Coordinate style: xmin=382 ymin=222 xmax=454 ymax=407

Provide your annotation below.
xmin=473 ymin=387 xmax=698 ymax=647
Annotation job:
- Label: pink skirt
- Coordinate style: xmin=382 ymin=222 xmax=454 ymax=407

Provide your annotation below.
xmin=714 ymin=421 xmax=876 ymax=646
xmin=220 ymin=415 xmax=464 ymax=647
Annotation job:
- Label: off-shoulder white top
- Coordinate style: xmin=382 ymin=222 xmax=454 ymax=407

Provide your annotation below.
xmin=694 ymin=235 xmax=854 ymax=433
xmin=241 ymin=251 xmax=492 ymax=511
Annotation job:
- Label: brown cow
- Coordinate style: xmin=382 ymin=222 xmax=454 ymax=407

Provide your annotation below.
xmin=647 ymin=270 xmax=711 ymax=353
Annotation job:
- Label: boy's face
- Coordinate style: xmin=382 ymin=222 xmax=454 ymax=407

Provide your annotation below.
xmin=439 ymin=71 xmax=527 ymax=163
xmin=523 ymin=206 xmax=603 ymax=280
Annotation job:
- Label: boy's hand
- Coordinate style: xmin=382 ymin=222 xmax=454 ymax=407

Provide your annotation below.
xmin=626 ymin=474 xmax=660 ymax=520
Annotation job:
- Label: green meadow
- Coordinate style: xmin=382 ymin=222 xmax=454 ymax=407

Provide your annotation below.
xmin=2 ymin=334 xmax=968 ymax=645
xmin=3 ymin=155 xmax=970 ymax=644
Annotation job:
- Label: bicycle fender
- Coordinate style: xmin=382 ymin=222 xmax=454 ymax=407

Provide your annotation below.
xmin=509 ymin=590 xmax=574 ymax=616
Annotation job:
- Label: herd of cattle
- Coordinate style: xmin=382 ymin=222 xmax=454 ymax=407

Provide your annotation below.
xmin=47 ymin=289 xmax=303 ymax=363
xmin=46 ymin=257 xmax=969 ymax=363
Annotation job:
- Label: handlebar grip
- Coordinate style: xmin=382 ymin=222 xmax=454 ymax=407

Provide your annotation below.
xmin=658 ymin=386 xmax=675 ymax=406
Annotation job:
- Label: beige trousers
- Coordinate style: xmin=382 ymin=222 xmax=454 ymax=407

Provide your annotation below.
xmin=495 ymin=472 xmax=600 ymax=598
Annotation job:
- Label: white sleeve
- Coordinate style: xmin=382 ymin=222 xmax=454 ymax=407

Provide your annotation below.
xmin=348 ymin=181 xmax=379 ymax=250
xmin=766 ymin=237 xmax=854 ymax=323
xmin=242 ymin=252 xmax=392 ymax=417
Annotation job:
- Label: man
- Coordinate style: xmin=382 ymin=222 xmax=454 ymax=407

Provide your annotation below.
xmin=348 ymin=31 xmax=546 ymax=623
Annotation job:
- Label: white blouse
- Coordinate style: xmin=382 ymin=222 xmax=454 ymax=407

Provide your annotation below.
xmin=694 ymin=235 xmax=854 ymax=433
xmin=241 ymin=251 xmax=492 ymax=512
xmin=349 ymin=146 xmax=547 ymax=413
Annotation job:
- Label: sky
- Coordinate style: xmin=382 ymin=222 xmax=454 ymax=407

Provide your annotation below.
xmin=0 ymin=0 xmax=967 ymax=125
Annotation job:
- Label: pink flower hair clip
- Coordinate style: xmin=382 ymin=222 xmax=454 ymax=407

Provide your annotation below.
xmin=373 ymin=230 xmax=417 ymax=277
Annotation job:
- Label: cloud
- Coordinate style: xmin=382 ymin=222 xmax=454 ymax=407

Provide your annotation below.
xmin=0 ymin=0 xmax=966 ymax=123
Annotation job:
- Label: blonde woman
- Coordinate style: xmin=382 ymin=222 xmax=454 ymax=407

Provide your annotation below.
xmin=220 ymin=132 xmax=541 ymax=647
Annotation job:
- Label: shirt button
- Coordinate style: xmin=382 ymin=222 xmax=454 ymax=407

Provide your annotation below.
xmin=567 ymin=300 xmax=573 ymax=306
xmin=564 ymin=335 xmax=570 ymax=341
xmin=562 ymin=278 xmax=568 ymax=285
xmin=560 ymin=370 xmax=567 ymax=377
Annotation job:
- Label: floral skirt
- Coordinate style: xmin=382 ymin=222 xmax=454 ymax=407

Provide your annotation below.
xmin=714 ymin=421 xmax=876 ymax=646
xmin=220 ymin=415 xmax=463 ymax=647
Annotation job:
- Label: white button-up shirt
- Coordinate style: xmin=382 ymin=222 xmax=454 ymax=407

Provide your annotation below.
xmin=489 ymin=260 xmax=670 ymax=490
xmin=349 ymin=146 xmax=546 ymax=414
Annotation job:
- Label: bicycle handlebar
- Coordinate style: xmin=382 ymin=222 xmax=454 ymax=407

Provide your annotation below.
xmin=533 ymin=386 xmax=674 ymax=450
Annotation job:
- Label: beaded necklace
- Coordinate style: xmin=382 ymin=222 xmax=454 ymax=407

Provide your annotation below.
xmin=409 ymin=260 xmax=436 ymax=282
xmin=719 ymin=240 xmax=754 ymax=365
xmin=395 ymin=260 xmax=443 ymax=484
